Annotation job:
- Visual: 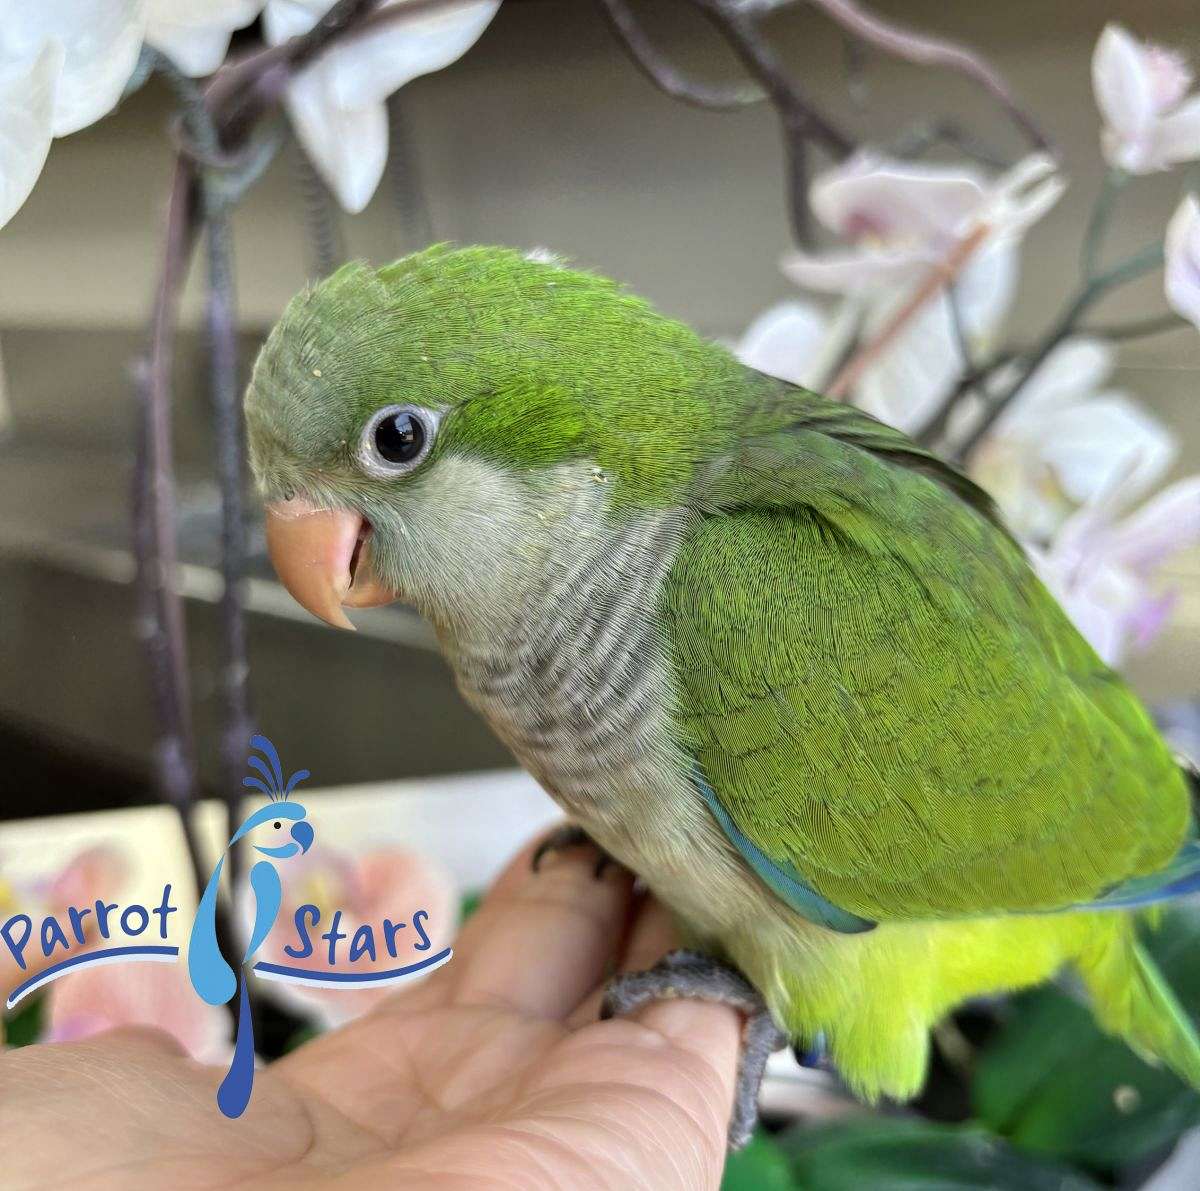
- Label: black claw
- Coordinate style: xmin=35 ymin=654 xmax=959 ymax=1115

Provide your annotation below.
xmin=532 ymin=824 xmax=617 ymax=879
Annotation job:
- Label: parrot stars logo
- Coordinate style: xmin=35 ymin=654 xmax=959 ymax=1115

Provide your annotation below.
xmin=1 ymin=735 xmax=453 ymax=1122
xmin=188 ymin=735 xmax=454 ymax=1119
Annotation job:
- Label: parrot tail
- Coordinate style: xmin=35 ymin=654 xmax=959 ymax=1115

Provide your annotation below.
xmin=1078 ymin=924 xmax=1200 ymax=1090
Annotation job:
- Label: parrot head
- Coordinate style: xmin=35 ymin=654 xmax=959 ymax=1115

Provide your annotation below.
xmin=229 ymin=801 xmax=314 ymax=860
xmin=245 ymin=244 xmax=755 ymax=633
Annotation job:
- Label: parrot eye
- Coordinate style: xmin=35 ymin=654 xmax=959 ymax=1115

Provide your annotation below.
xmin=274 ymin=822 xmax=281 ymax=829
xmin=359 ymin=404 xmax=439 ymax=477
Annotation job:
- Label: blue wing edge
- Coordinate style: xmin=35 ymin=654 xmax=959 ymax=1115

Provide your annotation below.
xmin=694 ymin=765 xmax=1200 ymax=928
xmin=692 ymin=767 xmax=877 ymax=934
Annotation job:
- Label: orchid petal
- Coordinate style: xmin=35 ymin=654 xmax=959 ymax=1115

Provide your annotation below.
xmin=265 ymin=0 xmax=497 ymax=213
xmin=1037 ymin=395 xmax=1176 ymax=508
xmin=781 ymin=242 xmax=935 ymax=294
xmin=1093 ymin=24 xmax=1156 ymax=143
xmin=1 ymin=0 xmax=146 ymax=136
xmin=981 ymin=152 xmax=1066 ymax=238
xmin=856 ymin=291 xmax=963 ymax=433
xmin=735 ymin=301 xmax=831 ymax=388
xmin=328 ymin=0 xmax=500 ymax=111
xmin=954 ymin=236 xmax=1019 ymax=339
xmin=1165 ymin=194 xmax=1200 ymax=328
xmin=811 ymin=151 xmax=985 ymax=241
xmin=146 ymin=1 xmax=265 ymax=76
xmin=1151 ymin=94 xmax=1200 ymax=168
xmin=265 ymin=1 xmax=388 ymax=211
xmin=285 ymin=67 xmax=388 ymax=212
xmin=0 ymin=40 xmax=61 ymax=230
xmin=1104 ymin=475 xmax=1200 ymax=575
xmin=987 ymin=337 xmax=1117 ymax=436
xmin=1036 ymin=548 xmax=1140 ymax=667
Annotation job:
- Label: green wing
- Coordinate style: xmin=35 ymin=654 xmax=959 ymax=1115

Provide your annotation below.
xmin=665 ymin=391 xmax=1189 ymax=922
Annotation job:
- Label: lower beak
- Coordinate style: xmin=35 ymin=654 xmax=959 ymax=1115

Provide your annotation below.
xmin=264 ymin=496 xmax=397 ymax=631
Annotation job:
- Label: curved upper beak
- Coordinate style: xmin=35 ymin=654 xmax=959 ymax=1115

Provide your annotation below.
xmin=290 ymin=820 xmax=314 ymax=855
xmin=264 ymin=496 xmax=396 ymax=631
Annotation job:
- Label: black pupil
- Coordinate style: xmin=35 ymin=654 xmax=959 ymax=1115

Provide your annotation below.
xmin=274 ymin=822 xmax=281 ymax=829
xmin=375 ymin=411 xmax=424 ymax=464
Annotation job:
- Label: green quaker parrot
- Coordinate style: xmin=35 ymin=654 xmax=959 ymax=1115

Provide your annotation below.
xmin=246 ymin=244 xmax=1200 ymax=1147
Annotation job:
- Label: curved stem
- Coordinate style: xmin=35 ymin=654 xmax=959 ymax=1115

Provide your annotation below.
xmin=134 ymin=161 xmax=208 ymax=905
xmin=1081 ymin=167 xmax=1126 ymax=281
xmin=387 ymin=93 xmax=434 ymax=250
xmin=952 ymin=244 xmax=1165 ymax=462
xmin=598 ymin=0 xmax=766 ymax=110
xmin=204 ymin=202 xmax=254 ymax=889
xmin=804 ymin=0 xmax=1050 ymax=152
xmin=689 ymin=0 xmax=854 ymax=243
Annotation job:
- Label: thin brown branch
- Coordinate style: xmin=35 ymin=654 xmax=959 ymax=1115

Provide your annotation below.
xmin=805 ymin=0 xmax=1051 ymax=152
xmin=598 ymin=0 xmax=766 ymax=111
xmin=827 ymin=223 xmax=990 ymax=400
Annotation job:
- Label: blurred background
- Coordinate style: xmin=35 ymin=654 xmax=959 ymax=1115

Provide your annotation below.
xmin=1 ymin=0 xmax=1196 ymax=816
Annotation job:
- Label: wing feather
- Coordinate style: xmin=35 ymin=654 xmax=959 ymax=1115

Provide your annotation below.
xmin=666 ymin=396 xmax=1189 ymax=921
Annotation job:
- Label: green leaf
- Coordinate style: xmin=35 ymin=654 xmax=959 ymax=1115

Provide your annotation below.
xmin=973 ymin=905 xmax=1200 ymax=1173
xmin=779 ymin=1117 xmax=1102 ymax=1191
xmin=460 ymin=890 xmax=483 ymax=922
xmin=3 ymin=993 xmax=45 ymax=1047
xmin=721 ymin=1131 xmax=793 ymax=1191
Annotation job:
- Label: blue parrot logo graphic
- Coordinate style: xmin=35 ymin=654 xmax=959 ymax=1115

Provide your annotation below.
xmin=188 ymin=734 xmax=314 ymax=1119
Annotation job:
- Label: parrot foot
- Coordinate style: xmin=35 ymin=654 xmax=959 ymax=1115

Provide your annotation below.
xmin=531 ymin=823 xmax=618 ymax=879
xmin=600 ymin=949 xmax=787 ymax=1150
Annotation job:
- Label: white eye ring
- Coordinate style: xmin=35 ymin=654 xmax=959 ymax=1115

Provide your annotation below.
xmin=357 ymin=404 xmax=440 ymax=478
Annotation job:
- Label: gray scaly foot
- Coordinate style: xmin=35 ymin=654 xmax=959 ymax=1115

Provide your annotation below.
xmin=600 ymin=949 xmax=787 ymax=1149
xmin=531 ymin=823 xmax=617 ymax=878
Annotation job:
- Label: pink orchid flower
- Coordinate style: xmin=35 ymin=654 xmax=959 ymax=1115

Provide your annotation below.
xmin=251 ymin=844 xmax=459 ymax=1027
xmin=1034 ymin=475 xmax=1200 ymax=666
xmin=1093 ymin=25 xmax=1200 ymax=174
xmin=45 ymin=958 xmax=230 ymax=1062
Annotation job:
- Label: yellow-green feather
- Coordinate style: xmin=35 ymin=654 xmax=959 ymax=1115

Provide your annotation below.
xmin=664 ymin=391 xmax=1199 ymax=1096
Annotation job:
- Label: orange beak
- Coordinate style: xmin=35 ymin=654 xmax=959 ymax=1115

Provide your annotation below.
xmin=264 ymin=497 xmax=397 ymax=631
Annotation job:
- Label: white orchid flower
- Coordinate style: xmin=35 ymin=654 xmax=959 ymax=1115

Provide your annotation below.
xmin=852 ymin=289 xmax=965 ymax=433
xmin=735 ymin=299 xmax=859 ymax=391
xmin=782 ymin=151 xmax=1063 ymax=335
xmin=1035 ymin=475 xmax=1200 ymax=666
xmin=145 ymin=0 xmax=265 ymax=77
xmin=264 ymin=0 xmax=500 ymax=213
xmin=1165 ymin=193 xmax=1200 ymax=328
xmin=0 ymin=40 xmax=62 ymax=230
xmin=0 ymin=0 xmax=145 ymax=136
xmin=1092 ymin=24 xmax=1200 ymax=174
xmin=961 ymin=339 xmax=1176 ymax=542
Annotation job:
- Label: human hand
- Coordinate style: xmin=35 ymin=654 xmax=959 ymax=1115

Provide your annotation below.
xmin=1 ymin=836 xmax=741 ymax=1190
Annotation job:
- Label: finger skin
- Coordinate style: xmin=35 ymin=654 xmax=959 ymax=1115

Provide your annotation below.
xmin=440 ymin=833 xmax=637 ymax=1022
